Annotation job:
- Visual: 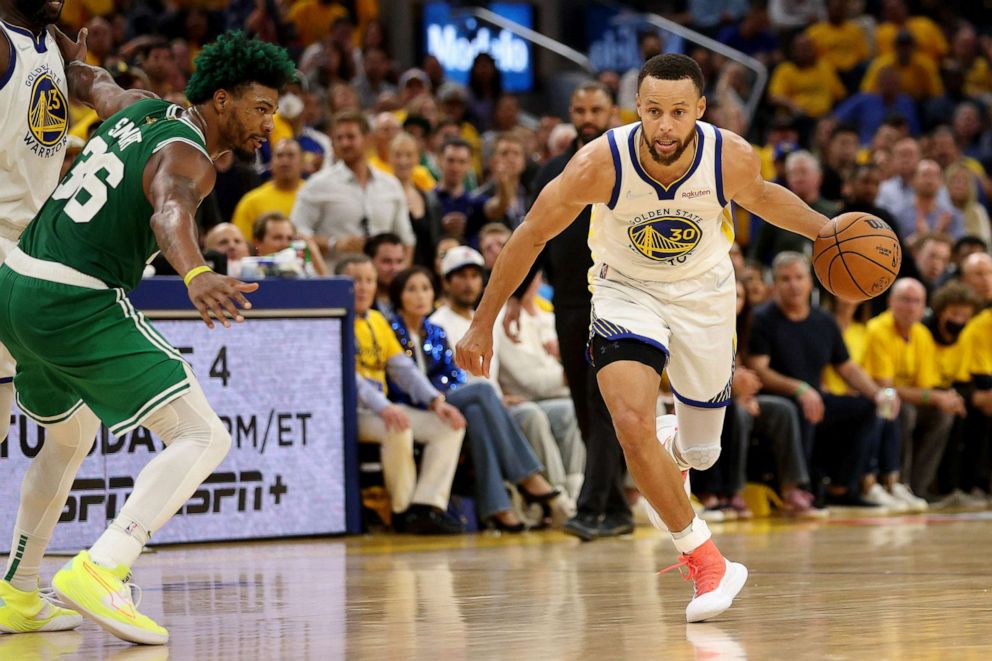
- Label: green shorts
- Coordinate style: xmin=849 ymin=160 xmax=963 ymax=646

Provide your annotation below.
xmin=0 ymin=264 xmax=191 ymax=435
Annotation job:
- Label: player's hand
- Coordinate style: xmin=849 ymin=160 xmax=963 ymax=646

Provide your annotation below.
xmin=51 ymin=25 xmax=87 ymax=63
xmin=455 ymin=325 xmax=494 ymax=377
xmin=379 ymin=404 xmax=409 ymax=432
xmin=432 ymin=401 xmax=466 ymax=430
xmin=502 ymin=297 xmax=523 ymax=343
xmin=797 ymin=385 xmax=824 ymax=424
xmin=187 ymin=272 xmax=258 ymax=329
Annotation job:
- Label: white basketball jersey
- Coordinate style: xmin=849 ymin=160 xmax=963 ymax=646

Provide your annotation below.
xmin=590 ymin=120 xmax=734 ymax=283
xmin=0 ymin=22 xmax=68 ymax=240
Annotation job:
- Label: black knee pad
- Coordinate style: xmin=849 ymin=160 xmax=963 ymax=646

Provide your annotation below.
xmin=588 ymin=335 xmax=668 ymax=376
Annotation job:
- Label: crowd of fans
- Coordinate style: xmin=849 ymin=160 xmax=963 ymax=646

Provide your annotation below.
xmin=55 ymin=0 xmax=992 ymax=533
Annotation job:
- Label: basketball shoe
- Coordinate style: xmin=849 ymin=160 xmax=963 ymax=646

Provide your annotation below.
xmin=0 ymin=579 xmax=83 ymax=633
xmin=660 ymin=539 xmax=748 ymax=622
xmin=52 ymin=551 xmax=168 ymax=645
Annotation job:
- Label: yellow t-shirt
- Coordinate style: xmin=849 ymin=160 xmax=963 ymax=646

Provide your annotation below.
xmin=862 ymin=311 xmax=940 ymax=388
xmin=934 ymin=337 xmax=971 ymax=389
xmin=822 ymin=321 xmax=868 ymax=395
xmin=959 ymin=309 xmax=992 ymax=386
xmin=768 ymin=61 xmax=846 ymax=118
xmin=231 ymin=181 xmax=303 ymax=242
xmin=288 ymin=0 xmax=349 ymax=46
xmin=805 ymin=21 xmax=870 ymax=73
xmin=368 ymin=153 xmax=437 ymax=193
xmin=875 ymin=18 xmax=949 ymax=63
xmin=861 ymin=53 xmax=944 ymax=101
xmin=961 ymin=57 xmax=992 ymax=97
xmin=355 ymin=310 xmax=404 ymax=395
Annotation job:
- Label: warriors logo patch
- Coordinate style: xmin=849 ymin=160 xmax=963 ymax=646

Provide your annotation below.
xmin=28 ymin=73 xmax=68 ymax=147
xmin=627 ymin=216 xmax=702 ymax=261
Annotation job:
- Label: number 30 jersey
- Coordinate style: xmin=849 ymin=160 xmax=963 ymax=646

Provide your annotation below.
xmin=19 ymin=98 xmax=209 ymax=291
xmin=589 ymin=120 xmax=735 ymax=283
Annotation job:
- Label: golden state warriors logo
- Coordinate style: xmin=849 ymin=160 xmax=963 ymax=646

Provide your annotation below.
xmin=627 ymin=216 xmax=702 ymax=261
xmin=28 ymin=74 xmax=68 ymax=147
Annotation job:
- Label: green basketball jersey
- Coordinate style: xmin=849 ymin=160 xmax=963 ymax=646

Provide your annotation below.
xmin=18 ymin=98 xmax=210 ymax=291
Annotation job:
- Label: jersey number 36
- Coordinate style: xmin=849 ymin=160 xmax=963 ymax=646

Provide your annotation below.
xmin=52 ymin=136 xmax=125 ymax=224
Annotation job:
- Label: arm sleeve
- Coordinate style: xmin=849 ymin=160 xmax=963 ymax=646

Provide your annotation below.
xmin=289 ymin=179 xmax=320 ymax=238
xmin=390 ymin=182 xmax=416 ymax=246
xmin=917 ymin=334 xmax=941 ymax=389
xmin=356 ymin=374 xmax=392 ymax=414
xmin=748 ymin=310 xmax=772 ymax=358
xmin=828 ymin=318 xmax=851 ymax=365
xmin=385 ymin=354 xmax=441 ymax=406
xmin=861 ymin=329 xmax=894 ymax=380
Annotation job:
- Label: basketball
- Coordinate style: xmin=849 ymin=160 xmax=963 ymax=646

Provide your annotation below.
xmin=812 ymin=213 xmax=902 ymax=302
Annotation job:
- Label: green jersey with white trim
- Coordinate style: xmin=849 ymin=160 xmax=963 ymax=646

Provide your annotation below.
xmin=18 ymin=98 xmax=209 ymax=290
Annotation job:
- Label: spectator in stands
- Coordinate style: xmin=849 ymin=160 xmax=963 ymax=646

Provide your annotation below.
xmin=467 ymin=53 xmax=502 ymax=132
xmin=482 ymin=94 xmax=528 ymax=159
xmin=434 ymin=139 xmax=486 ymax=243
xmin=287 ymin=0 xmax=348 ymax=47
xmin=832 ymin=66 xmax=920 ymax=145
xmin=495 ymin=272 xmax=586 ymax=500
xmin=890 ymin=160 xmax=964 ymax=242
xmin=747 ymin=253 xmax=888 ymax=508
xmin=386 ymin=266 xmax=563 ymax=532
xmin=912 ymin=232 xmax=954 ymax=296
xmin=939 ymin=236 xmax=989 ymax=288
xmin=961 ymin=252 xmax=992 ymax=305
xmin=716 ymin=4 xmax=780 ymax=65
xmin=956 ymin=266 xmax=992 ymax=497
xmin=875 ymin=0 xmax=948 ymax=64
xmin=751 ymin=151 xmax=839 ymax=264
xmin=820 ymin=123 xmax=860 ymax=202
xmin=84 ymin=16 xmax=114 ymax=67
xmin=232 ymin=139 xmax=304 ymax=242
xmin=365 ymin=233 xmax=407 ymax=318
xmin=741 ymin=260 xmax=771 ymax=305
xmin=685 ymin=0 xmax=750 ymax=36
xmin=354 ymin=47 xmax=395 ymax=110
xmin=923 ymin=63 xmax=982 ymax=132
xmin=369 ymin=112 xmax=436 ymax=192
xmin=862 ymin=30 xmax=943 ymax=102
xmin=437 ymin=83 xmax=484 ymax=177
xmin=768 ymin=33 xmax=846 ymax=125
xmin=951 ymin=103 xmax=992 ymax=165
xmin=137 ymin=38 xmax=183 ymax=99
xmin=251 ymin=212 xmax=329 ymax=276
xmin=768 ymin=0 xmax=825 ymax=33
xmin=478 ymin=223 xmax=511 ymax=274
xmin=475 ymin=133 xmax=530 ymax=238
xmin=950 ymin=24 xmax=992 ymax=98
xmin=390 ymin=132 xmax=443 ymax=269
xmin=863 ymin=279 xmax=966 ymax=500
xmin=339 ymin=255 xmax=467 ymax=534
xmin=876 ymin=137 xmax=928 ymax=213
xmin=946 ymin=163 xmax=992 ymax=246
xmin=292 ymin=111 xmax=414 ymax=264
xmin=804 ymin=0 xmax=869 ymax=90
xmin=398 ymin=68 xmax=431 ymax=106
xmin=204 ymin=223 xmax=250 ymax=276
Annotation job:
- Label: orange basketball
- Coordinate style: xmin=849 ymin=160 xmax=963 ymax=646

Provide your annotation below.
xmin=812 ymin=212 xmax=902 ymax=302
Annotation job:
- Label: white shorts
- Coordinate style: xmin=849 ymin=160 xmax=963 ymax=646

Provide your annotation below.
xmin=0 ymin=235 xmax=16 ymax=380
xmin=588 ymin=256 xmax=736 ymax=407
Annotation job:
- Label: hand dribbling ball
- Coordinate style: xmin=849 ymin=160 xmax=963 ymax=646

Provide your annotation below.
xmin=812 ymin=213 xmax=902 ymax=302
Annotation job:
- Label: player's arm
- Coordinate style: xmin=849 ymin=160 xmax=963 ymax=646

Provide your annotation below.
xmin=721 ymin=130 xmax=829 ymax=240
xmin=455 ymin=138 xmax=614 ymax=376
xmin=144 ymin=143 xmax=259 ymax=329
xmin=50 ymin=26 xmax=156 ymax=119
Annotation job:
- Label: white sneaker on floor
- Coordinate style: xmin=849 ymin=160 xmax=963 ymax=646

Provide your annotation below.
xmin=864 ymin=484 xmax=909 ymax=512
xmin=888 ymin=483 xmax=928 ymax=513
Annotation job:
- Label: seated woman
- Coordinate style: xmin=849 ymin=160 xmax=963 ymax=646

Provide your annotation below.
xmin=387 ymin=266 xmax=564 ymax=531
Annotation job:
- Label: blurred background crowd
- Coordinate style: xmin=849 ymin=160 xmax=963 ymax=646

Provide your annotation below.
xmin=51 ymin=0 xmax=992 ymax=535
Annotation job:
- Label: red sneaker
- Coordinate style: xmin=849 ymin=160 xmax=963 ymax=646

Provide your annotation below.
xmin=659 ymin=539 xmax=748 ymax=622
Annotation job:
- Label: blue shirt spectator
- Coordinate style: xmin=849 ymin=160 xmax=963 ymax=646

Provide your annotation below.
xmin=833 ymin=92 xmax=920 ymax=144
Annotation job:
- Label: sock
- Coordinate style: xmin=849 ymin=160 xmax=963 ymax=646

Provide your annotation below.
xmin=0 ymin=380 xmax=12 ymax=445
xmin=89 ymin=517 xmax=150 ymax=570
xmin=671 ymin=517 xmax=712 ymax=555
xmin=4 ymin=529 xmax=45 ymax=592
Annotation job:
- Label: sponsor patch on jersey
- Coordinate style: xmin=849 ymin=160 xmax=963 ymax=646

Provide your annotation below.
xmin=627 ymin=216 xmax=702 ymax=262
xmin=27 ymin=73 xmax=68 ymax=148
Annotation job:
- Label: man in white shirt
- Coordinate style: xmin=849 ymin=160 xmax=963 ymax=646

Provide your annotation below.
xmin=291 ymin=110 xmax=414 ymax=264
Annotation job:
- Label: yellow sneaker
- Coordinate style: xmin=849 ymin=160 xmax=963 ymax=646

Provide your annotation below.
xmin=0 ymin=579 xmax=83 ymax=633
xmin=52 ymin=551 xmax=168 ymax=645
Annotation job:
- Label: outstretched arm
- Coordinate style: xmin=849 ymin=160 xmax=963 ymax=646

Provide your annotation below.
xmin=721 ymin=130 xmax=829 ymax=240
xmin=51 ymin=26 xmax=157 ymax=119
xmin=455 ymin=138 xmax=614 ymax=376
xmin=144 ymin=144 xmax=259 ymax=328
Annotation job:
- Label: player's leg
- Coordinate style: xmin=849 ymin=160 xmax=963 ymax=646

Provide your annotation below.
xmin=54 ymin=373 xmax=229 ymax=645
xmin=0 ymin=377 xmax=11 ymax=445
xmin=0 ymin=407 xmax=96 ymax=634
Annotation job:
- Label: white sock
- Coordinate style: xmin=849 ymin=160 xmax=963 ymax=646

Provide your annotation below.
xmin=671 ymin=517 xmax=712 ymax=555
xmin=89 ymin=517 xmax=149 ymax=570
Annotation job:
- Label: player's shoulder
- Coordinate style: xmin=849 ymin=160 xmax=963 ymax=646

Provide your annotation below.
xmin=559 ymin=132 xmax=616 ymax=195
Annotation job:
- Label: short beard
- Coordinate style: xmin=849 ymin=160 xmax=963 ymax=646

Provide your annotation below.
xmin=232 ymin=145 xmax=258 ymax=160
xmin=578 ymin=124 xmax=604 ymax=143
xmin=15 ymin=0 xmax=61 ymax=25
xmin=644 ymin=129 xmax=695 ymax=166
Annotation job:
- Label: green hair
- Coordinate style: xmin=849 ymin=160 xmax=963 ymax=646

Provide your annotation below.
xmin=185 ymin=31 xmax=297 ymax=104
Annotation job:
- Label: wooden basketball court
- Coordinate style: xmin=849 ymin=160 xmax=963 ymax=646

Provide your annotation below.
xmin=3 ymin=511 xmax=992 ymax=660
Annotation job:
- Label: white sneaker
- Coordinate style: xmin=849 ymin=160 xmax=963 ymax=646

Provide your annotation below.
xmin=864 ymin=483 xmax=909 ymax=512
xmin=888 ymin=483 xmax=928 ymax=513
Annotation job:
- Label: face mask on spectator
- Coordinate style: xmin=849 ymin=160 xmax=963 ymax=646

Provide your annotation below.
xmin=278 ymin=93 xmax=304 ymax=121
xmin=943 ymin=320 xmax=966 ymax=340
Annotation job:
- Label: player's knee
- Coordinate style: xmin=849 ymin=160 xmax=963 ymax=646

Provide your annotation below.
xmin=206 ymin=414 xmax=232 ymax=465
xmin=681 ymin=443 xmax=722 ymax=470
xmin=612 ymin=409 xmax=656 ymax=454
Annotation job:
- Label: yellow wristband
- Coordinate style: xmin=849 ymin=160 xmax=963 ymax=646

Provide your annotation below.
xmin=183 ymin=265 xmax=213 ymax=287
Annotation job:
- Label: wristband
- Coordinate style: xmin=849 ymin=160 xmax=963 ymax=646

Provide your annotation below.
xmin=921 ymin=389 xmax=930 ymax=405
xmin=794 ymin=382 xmax=810 ymax=397
xmin=183 ymin=265 xmax=213 ymax=287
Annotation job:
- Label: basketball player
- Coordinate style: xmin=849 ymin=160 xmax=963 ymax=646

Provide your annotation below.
xmin=0 ymin=32 xmax=296 ymax=644
xmin=456 ymin=54 xmax=831 ymax=622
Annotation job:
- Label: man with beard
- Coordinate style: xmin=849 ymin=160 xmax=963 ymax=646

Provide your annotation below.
xmin=457 ymin=54 xmax=839 ymax=622
xmin=0 ymin=32 xmax=296 ymax=644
